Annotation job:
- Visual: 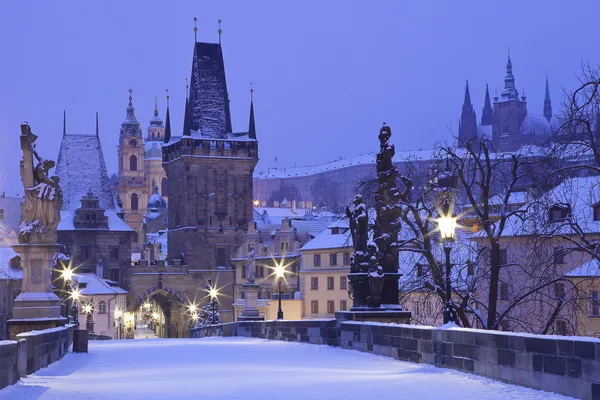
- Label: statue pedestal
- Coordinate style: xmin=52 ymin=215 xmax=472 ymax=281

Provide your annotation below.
xmin=238 ymin=283 xmax=264 ymax=321
xmin=8 ymin=244 xmax=66 ymax=338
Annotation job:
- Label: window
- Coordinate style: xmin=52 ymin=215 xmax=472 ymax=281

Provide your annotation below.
xmin=280 ymin=241 xmax=289 ymax=254
xmin=594 ymin=204 xmax=600 ymax=221
xmin=131 ymin=193 xmax=139 ymax=211
xmin=311 ymin=301 xmax=319 ymax=314
xmin=247 ymin=244 xmax=253 ymax=255
xmin=425 ymin=300 xmax=432 ymax=315
xmin=161 ymin=178 xmax=168 ymax=197
xmin=499 ymin=249 xmax=508 ymax=265
xmin=311 ymin=277 xmax=319 ymax=290
xmin=98 ymin=301 xmax=106 ymax=314
xmin=549 ymin=204 xmax=570 ymax=222
xmin=331 ymin=227 xmax=340 ymax=234
xmin=110 ymin=247 xmax=119 ymax=259
xmin=256 ymin=265 xmax=264 ymax=277
xmin=554 ymin=282 xmax=565 ymax=299
xmin=555 ymin=319 xmax=568 ymax=335
xmin=313 ymin=254 xmax=321 ymax=267
xmin=80 ymin=246 xmax=91 ymax=260
xmin=499 ymin=282 xmax=509 ymax=300
xmin=129 ymin=155 xmax=137 ymax=171
xmin=553 ymin=248 xmax=566 ymax=264
xmin=242 ymin=265 xmax=246 ymax=278
xmin=467 ymin=261 xmax=475 ymax=276
xmin=340 ymin=300 xmax=347 ymax=311
xmin=330 ymin=254 xmax=337 ymax=266
xmin=343 ymin=253 xmax=350 ymax=266
xmin=591 ymin=291 xmax=600 ymax=317
xmin=216 ymin=247 xmax=227 ymax=267
xmin=327 ymin=300 xmax=335 ymax=314
xmin=416 ymin=263 xmax=423 ymax=277
xmin=109 ymin=269 xmax=120 ymax=283
xmin=327 ymin=277 xmax=334 ymax=290
xmin=412 ymin=301 xmax=420 ymax=315
xmin=340 ymin=276 xmax=347 ymax=290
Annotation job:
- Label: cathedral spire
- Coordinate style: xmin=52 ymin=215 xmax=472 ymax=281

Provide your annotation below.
xmin=481 ymin=83 xmax=493 ymax=125
xmin=164 ymin=89 xmax=171 ymax=144
xmin=248 ymin=83 xmax=256 ymax=140
xmin=458 ymin=79 xmax=478 ymax=146
xmin=544 ymin=72 xmax=553 ymax=122
xmin=501 ymin=50 xmax=520 ymax=101
xmin=183 ymin=79 xmax=191 ymax=136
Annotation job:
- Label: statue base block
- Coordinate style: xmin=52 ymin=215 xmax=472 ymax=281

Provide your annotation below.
xmin=240 ymin=283 xmax=264 ymax=321
xmin=335 ymin=310 xmax=412 ymax=325
xmin=8 ymin=317 xmax=68 ymax=339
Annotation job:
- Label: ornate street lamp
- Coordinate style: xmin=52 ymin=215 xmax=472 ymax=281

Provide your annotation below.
xmin=436 ymin=162 xmax=459 ymax=325
xmin=274 ymin=262 xmax=286 ymax=320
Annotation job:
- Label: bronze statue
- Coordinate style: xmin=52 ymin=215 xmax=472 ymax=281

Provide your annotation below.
xmin=346 ymin=194 xmax=368 ymax=253
xmin=18 ymin=123 xmax=63 ymax=244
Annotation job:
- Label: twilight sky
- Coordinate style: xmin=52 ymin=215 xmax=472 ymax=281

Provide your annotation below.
xmin=0 ymin=0 xmax=598 ymax=196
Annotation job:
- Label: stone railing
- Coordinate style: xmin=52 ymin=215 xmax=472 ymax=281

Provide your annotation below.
xmin=0 ymin=324 xmax=74 ymax=390
xmin=192 ymin=319 xmax=600 ymax=400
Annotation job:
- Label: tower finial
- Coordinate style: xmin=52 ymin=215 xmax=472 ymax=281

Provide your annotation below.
xmin=96 ymin=111 xmax=99 ymax=137
xmin=218 ymin=19 xmax=222 ymax=45
xmin=63 ymin=110 xmax=66 ymax=137
xmin=166 ymin=89 xmax=170 ymax=109
xmin=185 ymin=78 xmax=189 ymax=99
xmin=164 ymin=89 xmax=171 ymax=144
xmin=194 ymin=17 xmax=198 ymax=43
xmin=128 ymin=88 xmax=133 ymax=107
xmin=154 ymin=97 xmax=158 ymax=116
xmin=250 ymin=82 xmax=254 ymax=102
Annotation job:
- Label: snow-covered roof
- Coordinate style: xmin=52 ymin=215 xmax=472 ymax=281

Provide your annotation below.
xmin=58 ymin=209 xmax=133 ymax=232
xmin=519 ymin=114 xmax=553 ymax=136
xmin=300 ymin=227 xmax=351 ymax=251
xmin=0 ymin=246 xmax=22 ymax=280
xmin=56 ymin=134 xmax=115 ymax=212
xmin=327 ymin=218 xmax=350 ymax=229
xmin=253 ymin=207 xmax=312 ymax=222
xmin=74 ymin=273 xmax=128 ymax=295
xmin=565 ymin=259 xmax=600 ymax=278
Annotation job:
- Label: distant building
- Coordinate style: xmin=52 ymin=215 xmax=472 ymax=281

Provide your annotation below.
xmin=565 ymin=260 xmax=600 ymax=338
xmin=0 ymin=194 xmax=21 ymax=246
xmin=73 ymin=273 xmax=128 ymax=339
xmin=0 ymin=246 xmax=22 ymax=339
xmin=56 ymin=129 xmax=134 ymax=290
xmin=458 ymin=54 xmax=560 ymax=151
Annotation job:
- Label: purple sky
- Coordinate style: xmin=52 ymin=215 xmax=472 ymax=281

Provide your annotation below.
xmin=1 ymin=0 xmax=598 ymax=196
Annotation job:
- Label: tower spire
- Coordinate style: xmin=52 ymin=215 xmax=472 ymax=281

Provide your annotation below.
xmin=183 ymin=79 xmax=191 ymax=136
xmin=464 ymin=79 xmax=472 ymax=106
xmin=154 ymin=97 xmax=159 ymax=117
xmin=458 ymin=79 xmax=478 ymax=146
xmin=248 ymin=83 xmax=256 ymax=140
xmin=63 ymin=110 xmax=66 ymax=137
xmin=544 ymin=72 xmax=553 ymax=122
xmin=96 ymin=112 xmax=99 ymax=137
xmin=501 ymin=50 xmax=519 ymax=100
xmin=164 ymin=89 xmax=171 ymax=144
xmin=481 ymin=83 xmax=493 ymax=125
xmin=194 ymin=17 xmax=198 ymax=43
xmin=218 ymin=19 xmax=222 ymax=45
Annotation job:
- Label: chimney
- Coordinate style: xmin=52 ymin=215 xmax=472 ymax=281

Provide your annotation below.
xmin=292 ymin=199 xmax=297 ymax=214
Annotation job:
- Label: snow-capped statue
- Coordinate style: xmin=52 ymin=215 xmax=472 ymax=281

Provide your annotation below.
xmin=245 ymin=245 xmax=256 ymax=283
xmin=18 ymin=123 xmax=63 ymax=244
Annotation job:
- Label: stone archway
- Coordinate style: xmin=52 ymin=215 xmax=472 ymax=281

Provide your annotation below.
xmin=134 ymin=287 xmax=188 ymax=338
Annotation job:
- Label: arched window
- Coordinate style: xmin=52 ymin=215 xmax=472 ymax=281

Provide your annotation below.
xmin=130 ymin=155 xmax=138 ymax=171
xmin=131 ymin=193 xmax=138 ymax=210
xmin=98 ymin=301 xmax=107 ymax=314
xmin=161 ymin=178 xmax=168 ymax=196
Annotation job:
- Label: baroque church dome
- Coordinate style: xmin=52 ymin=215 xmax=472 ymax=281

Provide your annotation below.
xmin=147 ymin=186 xmax=167 ymax=210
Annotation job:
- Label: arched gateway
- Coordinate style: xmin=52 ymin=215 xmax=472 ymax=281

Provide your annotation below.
xmin=132 ymin=286 xmax=188 ymax=338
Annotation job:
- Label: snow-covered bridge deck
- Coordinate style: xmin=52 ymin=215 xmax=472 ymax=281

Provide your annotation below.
xmin=0 ymin=337 xmax=573 ymax=400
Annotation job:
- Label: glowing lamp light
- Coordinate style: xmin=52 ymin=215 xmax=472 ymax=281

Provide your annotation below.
xmin=152 ymin=312 xmax=159 ymax=320
xmin=208 ymin=287 xmax=218 ymax=300
xmin=253 ymin=199 xmax=260 ymax=207
xmin=83 ymin=303 xmax=93 ymax=314
xmin=188 ymin=303 xmax=197 ymax=314
xmin=70 ymin=288 xmax=81 ymax=302
xmin=61 ymin=266 xmax=74 ymax=282
xmin=114 ymin=309 xmax=123 ymax=319
xmin=143 ymin=302 xmax=151 ymax=310
xmin=274 ymin=262 xmax=285 ymax=279
xmin=437 ymin=215 xmax=457 ymax=241
xmin=191 ymin=313 xmax=199 ymax=321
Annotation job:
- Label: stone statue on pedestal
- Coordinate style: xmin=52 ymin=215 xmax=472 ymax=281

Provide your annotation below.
xmin=245 ymin=245 xmax=256 ymax=283
xmin=346 ymin=194 xmax=368 ymax=254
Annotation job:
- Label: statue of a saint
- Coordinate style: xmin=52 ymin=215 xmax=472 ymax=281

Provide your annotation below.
xmin=245 ymin=245 xmax=256 ymax=283
xmin=18 ymin=123 xmax=63 ymax=244
xmin=345 ymin=194 xmax=368 ymax=253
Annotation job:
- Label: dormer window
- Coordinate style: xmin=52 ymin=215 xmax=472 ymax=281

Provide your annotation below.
xmin=548 ymin=204 xmax=571 ymax=222
xmin=331 ymin=227 xmax=340 ymax=234
xmin=593 ymin=203 xmax=600 ymax=221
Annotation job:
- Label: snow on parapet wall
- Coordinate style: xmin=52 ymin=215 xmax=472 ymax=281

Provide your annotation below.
xmin=0 ymin=246 xmax=22 ymax=280
xmin=55 ymin=134 xmax=115 ymax=212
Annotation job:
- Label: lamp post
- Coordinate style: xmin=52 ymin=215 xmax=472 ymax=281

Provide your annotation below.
xmin=274 ymin=262 xmax=285 ymax=320
xmin=206 ymin=279 xmax=218 ymax=325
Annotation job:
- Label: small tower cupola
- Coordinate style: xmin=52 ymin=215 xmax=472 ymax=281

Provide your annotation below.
xmin=147 ymin=97 xmax=165 ymax=141
xmin=147 ymin=185 xmax=167 ymax=211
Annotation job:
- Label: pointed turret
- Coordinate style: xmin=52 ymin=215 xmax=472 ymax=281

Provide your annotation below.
xmin=149 ymin=97 xmax=164 ymax=128
xmin=121 ymin=89 xmax=142 ymax=138
xmin=501 ymin=50 xmax=520 ymax=101
xmin=458 ymin=80 xmax=478 ymax=147
xmin=164 ymin=91 xmax=171 ymax=144
xmin=183 ymin=81 xmax=191 ymax=136
xmin=544 ymin=73 xmax=553 ymax=122
xmin=248 ymin=84 xmax=256 ymax=139
xmin=481 ymin=84 xmax=493 ymax=125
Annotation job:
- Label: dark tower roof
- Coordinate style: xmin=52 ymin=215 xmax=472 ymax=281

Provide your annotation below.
xmin=183 ymin=92 xmax=191 ymax=136
xmin=150 ymin=97 xmax=164 ymax=127
xmin=248 ymin=87 xmax=256 ymax=140
xmin=164 ymin=98 xmax=171 ymax=144
xmin=544 ymin=73 xmax=553 ymax=123
xmin=120 ymin=89 xmax=142 ymax=138
xmin=500 ymin=51 xmax=520 ymax=101
xmin=188 ymin=42 xmax=232 ymax=138
xmin=458 ymin=80 xmax=478 ymax=147
xmin=481 ymin=83 xmax=494 ymax=126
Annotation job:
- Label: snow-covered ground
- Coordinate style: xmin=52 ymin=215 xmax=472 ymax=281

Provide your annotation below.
xmin=0 ymin=337 xmax=574 ymax=400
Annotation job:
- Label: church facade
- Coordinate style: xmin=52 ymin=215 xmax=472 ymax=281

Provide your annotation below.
xmin=458 ymin=53 xmax=559 ymax=152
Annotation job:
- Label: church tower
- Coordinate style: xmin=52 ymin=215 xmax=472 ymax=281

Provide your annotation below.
xmin=458 ymin=80 xmax=478 ymax=147
xmin=116 ymin=89 xmax=148 ymax=252
xmin=543 ymin=73 xmax=553 ymax=123
xmin=161 ymin=21 xmax=258 ymax=322
xmin=144 ymin=97 xmax=168 ymax=204
xmin=481 ymin=84 xmax=494 ymax=126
